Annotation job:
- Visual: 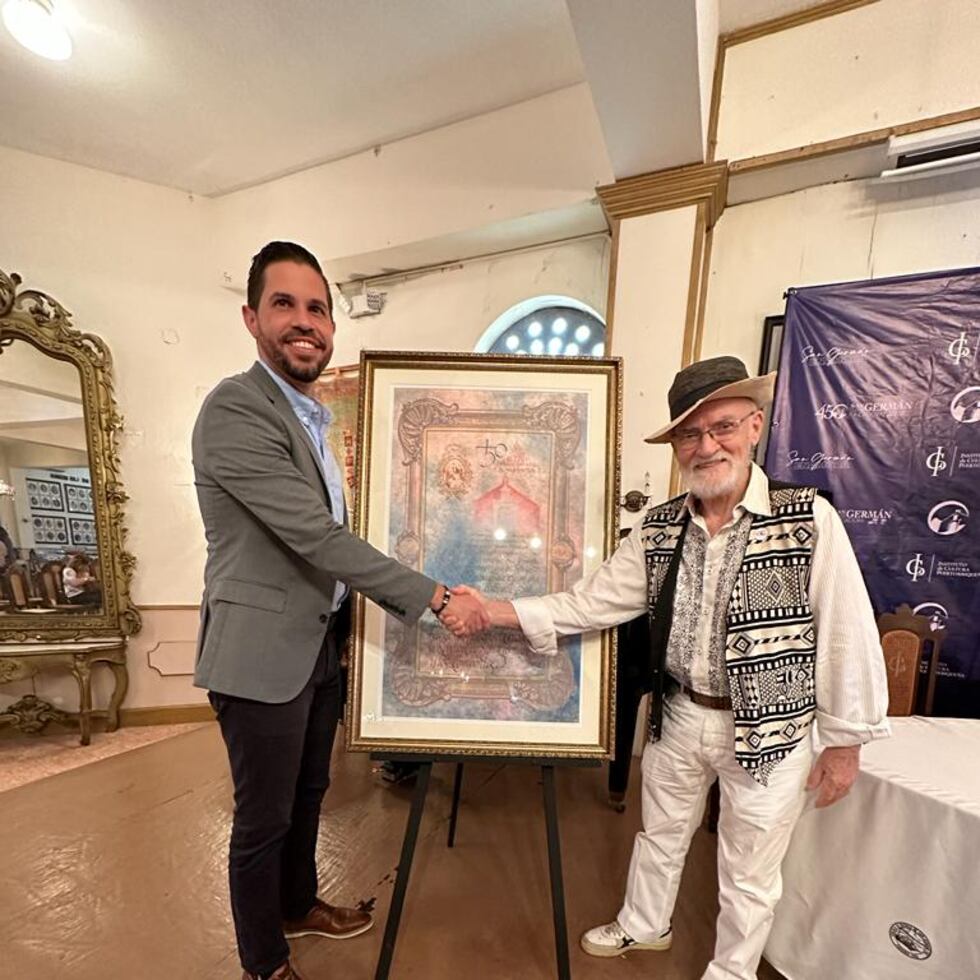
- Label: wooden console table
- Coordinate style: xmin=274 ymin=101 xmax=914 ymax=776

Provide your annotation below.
xmin=0 ymin=638 xmax=128 ymax=746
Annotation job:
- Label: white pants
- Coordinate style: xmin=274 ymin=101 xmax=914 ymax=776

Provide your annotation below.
xmin=617 ymin=694 xmax=813 ymax=980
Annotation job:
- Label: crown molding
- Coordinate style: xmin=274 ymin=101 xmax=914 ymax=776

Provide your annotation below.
xmin=729 ymin=103 xmax=980 ymax=174
xmin=596 ymin=161 xmax=728 ymax=228
xmin=722 ymin=0 xmax=878 ymax=48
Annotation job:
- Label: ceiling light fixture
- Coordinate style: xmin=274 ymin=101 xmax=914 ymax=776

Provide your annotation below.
xmin=2 ymin=0 xmax=72 ymax=61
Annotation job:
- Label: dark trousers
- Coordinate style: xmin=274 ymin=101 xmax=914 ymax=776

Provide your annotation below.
xmin=210 ymin=631 xmax=341 ymax=977
xmin=609 ymin=613 xmax=652 ymax=798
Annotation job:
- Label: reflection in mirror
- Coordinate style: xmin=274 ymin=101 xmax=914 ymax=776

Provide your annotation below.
xmin=0 ymin=340 xmax=103 ymax=617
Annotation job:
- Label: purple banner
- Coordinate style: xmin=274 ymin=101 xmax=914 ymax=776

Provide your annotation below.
xmin=766 ymin=268 xmax=980 ymax=713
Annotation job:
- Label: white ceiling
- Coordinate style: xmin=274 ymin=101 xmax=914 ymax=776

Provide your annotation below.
xmin=0 ymin=0 xmax=840 ymax=197
xmin=0 ymin=0 xmax=585 ymax=196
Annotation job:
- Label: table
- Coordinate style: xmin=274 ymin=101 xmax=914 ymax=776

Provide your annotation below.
xmin=0 ymin=638 xmax=128 ymax=745
xmin=766 ymin=717 xmax=980 ymax=980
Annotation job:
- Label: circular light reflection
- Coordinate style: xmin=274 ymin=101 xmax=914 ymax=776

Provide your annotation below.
xmin=529 ymin=536 xmax=542 ymax=550
xmin=565 ymin=342 xmax=579 ymax=355
xmin=574 ymin=324 xmax=591 ymax=343
xmin=548 ymin=337 xmax=563 ymax=354
xmin=2 ymin=0 xmax=72 ymax=60
xmin=585 ymin=546 xmax=597 ymax=559
xmin=505 ymin=334 xmax=519 ymax=350
xmin=493 ymin=528 xmax=507 ymax=541
xmin=529 ymin=338 xmax=544 ymax=355
xmin=527 ymin=320 xmax=543 ymax=338
xmin=592 ymin=342 xmax=605 ymax=356
xmin=552 ymin=317 xmax=567 ymax=334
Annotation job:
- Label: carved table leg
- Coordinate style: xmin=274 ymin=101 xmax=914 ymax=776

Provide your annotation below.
xmin=105 ymin=660 xmax=129 ymax=732
xmin=71 ymin=656 xmax=93 ymax=746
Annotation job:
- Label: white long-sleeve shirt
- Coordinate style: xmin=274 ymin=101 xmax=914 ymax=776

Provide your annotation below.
xmin=514 ymin=463 xmax=890 ymax=748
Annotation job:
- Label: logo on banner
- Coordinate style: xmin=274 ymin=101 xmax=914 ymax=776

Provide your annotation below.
xmin=947 ymin=330 xmax=971 ymax=365
xmin=889 ymin=922 xmax=932 ymax=960
xmin=951 ymin=386 xmax=980 ymax=423
xmin=840 ymin=508 xmax=892 ymax=527
xmin=785 ymin=450 xmax=854 ymax=471
xmin=905 ymin=553 xmax=927 ymax=582
xmin=815 ymin=399 xmax=914 ymax=421
xmin=800 ymin=345 xmax=871 ymax=367
xmin=913 ymin=602 xmax=949 ymax=631
xmin=815 ymin=403 xmax=848 ymax=420
xmin=926 ymin=446 xmax=947 ymax=476
xmin=927 ymin=500 xmax=969 ymax=535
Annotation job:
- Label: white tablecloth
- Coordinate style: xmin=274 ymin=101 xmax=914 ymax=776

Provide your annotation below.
xmin=766 ymin=717 xmax=980 ymax=980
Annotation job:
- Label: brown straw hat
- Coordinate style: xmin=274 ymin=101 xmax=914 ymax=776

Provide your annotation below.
xmin=644 ymin=356 xmax=776 ymax=444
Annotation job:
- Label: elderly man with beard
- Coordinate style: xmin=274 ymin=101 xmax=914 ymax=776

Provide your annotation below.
xmin=451 ymin=356 xmax=889 ymax=980
xmin=193 ymin=241 xmax=488 ymax=980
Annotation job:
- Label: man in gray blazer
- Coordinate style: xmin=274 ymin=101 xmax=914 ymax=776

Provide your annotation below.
xmin=193 ymin=241 xmax=487 ymax=980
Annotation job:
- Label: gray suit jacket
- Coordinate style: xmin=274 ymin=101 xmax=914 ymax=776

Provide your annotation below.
xmin=192 ymin=362 xmax=437 ymax=702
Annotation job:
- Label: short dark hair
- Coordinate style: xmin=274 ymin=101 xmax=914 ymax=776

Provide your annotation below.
xmin=246 ymin=241 xmax=333 ymax=315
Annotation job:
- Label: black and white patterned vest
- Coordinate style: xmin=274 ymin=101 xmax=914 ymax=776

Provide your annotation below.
xmin=642 ymin=485 xmax=818 ymax=785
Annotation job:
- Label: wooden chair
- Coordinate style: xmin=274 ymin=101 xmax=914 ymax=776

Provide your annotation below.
xmin=41 ymin=561 xmax=72 ymax=603
xmin=877 ymin=604 xmax=942 ymax=716
xmin=39 ymin=568 xmax=78 ymax=611
xmin=4 ymin=568 xmax=29 ymax=608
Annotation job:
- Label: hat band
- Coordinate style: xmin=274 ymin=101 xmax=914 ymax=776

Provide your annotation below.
xmin=670 ymin=377 xmax=742 ymax=421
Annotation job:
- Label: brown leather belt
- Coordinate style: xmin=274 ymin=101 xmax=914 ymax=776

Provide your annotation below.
xmin=677 ymin=684 xmax=732 ymax=711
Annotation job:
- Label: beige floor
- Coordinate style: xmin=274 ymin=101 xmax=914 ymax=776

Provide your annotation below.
xmin=0 ymin=723 xmax=786 ymax=979
xmin=0 ymin=721 xmax=209 ymax=793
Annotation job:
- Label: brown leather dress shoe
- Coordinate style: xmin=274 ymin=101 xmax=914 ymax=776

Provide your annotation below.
xmin=283 ymin=897 xmax=373 ymax=940
xmin=242 ymin=960 xmax=305 ymax=980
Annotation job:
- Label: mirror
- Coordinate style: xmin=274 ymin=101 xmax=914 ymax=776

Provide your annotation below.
xmin=0 ymin=342 xmax=103 ymax=615
xmin=0 ymin=268 xmax=140 ymax=640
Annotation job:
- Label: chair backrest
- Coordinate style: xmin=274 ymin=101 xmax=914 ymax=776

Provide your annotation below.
xmin=40 ymin=568 xmax=62 ymax=606
xmin=5 ymin=568 xmax=28 ymax=607
xmin=877 ymin=604 xmax=942 ymax=716
xmin=42 ymin=562 xmax=68 ymax=602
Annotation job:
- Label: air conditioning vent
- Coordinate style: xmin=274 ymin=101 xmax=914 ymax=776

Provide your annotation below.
xmin=878 ymin=119 xmax=980 ymax=182
xmin=895 ymin=138 xmax=980 ymax=169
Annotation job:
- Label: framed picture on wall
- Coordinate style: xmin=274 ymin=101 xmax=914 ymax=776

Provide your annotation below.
xmin=759 ymin=314 xmax=785 ymax=375
xmin=347 ymin=350 xmax=622 ymax=759
xmin=311 ymin=364 xmax=359 ymax=510
xmin=758 ymin=314 xmax=786 ymax=465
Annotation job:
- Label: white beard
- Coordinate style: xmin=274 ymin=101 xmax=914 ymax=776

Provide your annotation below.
xmin=681 ymin=452 xmax=750 ymax=501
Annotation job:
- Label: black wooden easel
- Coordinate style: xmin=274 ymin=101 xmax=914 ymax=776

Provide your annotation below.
xmin=371 ymin=753 xmax=600 ymax=980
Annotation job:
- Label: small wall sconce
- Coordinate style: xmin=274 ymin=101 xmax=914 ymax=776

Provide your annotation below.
xmin=621 ymin=471 xmax=651 ymax=513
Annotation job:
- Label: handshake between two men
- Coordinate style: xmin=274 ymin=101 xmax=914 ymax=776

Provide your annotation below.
xmin=434 ymin=585 xmax=517 ymax=637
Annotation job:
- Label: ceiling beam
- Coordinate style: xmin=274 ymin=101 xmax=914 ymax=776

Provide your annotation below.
xmin=565 ymin=0 xmax=719 ymax=179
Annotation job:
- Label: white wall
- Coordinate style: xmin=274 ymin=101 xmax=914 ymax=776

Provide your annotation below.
xmin=212 ymin=84 xmax=611 ymax=287
xmin=702 ymin=168 xmax=980 ymax=368
xmin=717 ymin=0 xmax=980 ymax=162
xmin=329 ymin=237 xmax=609 ymax=366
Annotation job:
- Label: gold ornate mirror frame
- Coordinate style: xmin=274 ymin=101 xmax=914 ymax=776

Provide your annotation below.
xmin=0 ymin=268 xmax=141 ymax=640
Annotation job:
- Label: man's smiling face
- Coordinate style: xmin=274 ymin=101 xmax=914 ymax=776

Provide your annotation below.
xmin=243 ymin=260 xmax=334 ymax=389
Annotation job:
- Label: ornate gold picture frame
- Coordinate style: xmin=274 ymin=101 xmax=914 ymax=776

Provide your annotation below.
xmin=0 ymin=268 xmax=140 ymax=640
xmin=347 ymin=351 xmax=621 ymax=758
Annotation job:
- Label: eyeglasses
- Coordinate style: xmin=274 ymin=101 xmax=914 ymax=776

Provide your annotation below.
xmin=669 ymin=410 xmax=759 ymax=449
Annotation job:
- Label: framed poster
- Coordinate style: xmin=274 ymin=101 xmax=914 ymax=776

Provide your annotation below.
xmin=757 ymin=314 xmax=786 ymax=465
xmin=347 ymin=351 xmax=621 ymax=758
xmin=311 ymin=363 xmax=360 ymax=508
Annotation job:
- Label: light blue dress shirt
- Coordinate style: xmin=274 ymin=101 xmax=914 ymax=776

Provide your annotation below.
xmin=258 ymin=360 xmax=348 ymax=611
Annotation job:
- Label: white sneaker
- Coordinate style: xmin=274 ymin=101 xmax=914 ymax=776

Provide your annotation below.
xmin=580 ymin=920 xmax=673 ymax=958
